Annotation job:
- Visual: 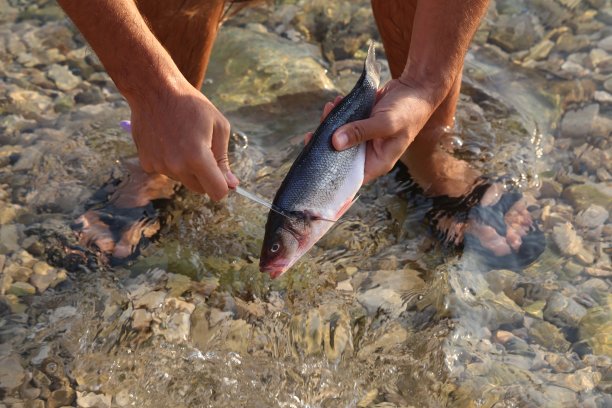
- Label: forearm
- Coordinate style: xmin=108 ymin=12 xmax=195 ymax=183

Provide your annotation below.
xmin=401 ymin=0 xmax=489 ymax=103
xmin=57 ymin=0 xmax=185 ymax=104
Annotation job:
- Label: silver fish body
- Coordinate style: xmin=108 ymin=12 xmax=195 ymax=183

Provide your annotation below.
xmin=260 ymin=43 xmax=380 ymax=278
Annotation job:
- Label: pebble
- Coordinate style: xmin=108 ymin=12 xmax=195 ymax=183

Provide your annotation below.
xmin=563 ymin=183 xmax=612 ymax=212
xmin=0 ymin=354 xmax=25 ymax=391
xmin=539 ymin=179 xmax=563 ymax=198
xmin=46 ymin=64 xmax=80 ymax=91
xmin=575 ymin=205 xmax=609 ymax=228
xmin=0 ymin=224 xmax=21 ymax=254
xmin=549 ymin=367 xmax=602 ymax=392
xmin=48 ymin=388 xmax=76 ymax=408
xmin=8 ymin=281 xmax=36 ymax=296
xmin=528 ymin=320 xmax=571 ymax=352
xmin=76 ymin=391 xmax=112 ymax=408
xmin=131 ymin=309 xmax=152 ymax=331
xmin=560 ymin=104 xmax=599 ymax=139
xmin=544 ymin=292 xmax=588 ymax=328
xmin=133 ymin=290 xmax=166 ymax=310
xmin=594 ymin=90 xmax=612 ymax=103
xmin=552 ymin=222 xmax=583 ymax=256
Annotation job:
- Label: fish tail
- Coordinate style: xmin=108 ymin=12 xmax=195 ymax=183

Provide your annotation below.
xmin=365 ymin=41 xmax=381 ymax=88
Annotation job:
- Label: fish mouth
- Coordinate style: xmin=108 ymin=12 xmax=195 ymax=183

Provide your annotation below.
xmin=259 ymin=261 xmax=289 ymax=279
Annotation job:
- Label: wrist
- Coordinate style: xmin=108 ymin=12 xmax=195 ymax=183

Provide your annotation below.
xmin=399 ymin=59 xmax=457 ymax=109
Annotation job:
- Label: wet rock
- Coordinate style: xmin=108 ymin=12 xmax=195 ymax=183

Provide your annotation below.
xmin=488 ymin=14 xmax=542 ymax=52
xmin=166 ymin=273 xmax=191 ymax=298
xmin=355 ymin=268 xmax=425 ymax=317
xmin=525 ymin=39 xmax=554 ymax=61
xmin=8 ymin=281 xmax=35 ymax=296
xmin=48 ymin=387 xmax=76 ymax=408
xmin=594 ymin=90 xmax=612 ymax=103
xmin=544 ymin=292 xmax=587 ymax=327
xmin=539 ymin=179 xmax=562 ymax=198
xmin=523 ymin=300 xmax=546 ymax=319
xmin=25 ymin=399 xmax=45 ymax=408
xmin=0 ymin=204 xmax=17 ymax=225
xmin=585 ymin=267 xmax=612 ymax=278
xmin=8 ymin=90 xmax=53 ymax=117
xmin=0 ymin=224 xmax=21 ymax=254
xmin=46 ymin=64 xmax=80 ymax=91
xmin=528 ymin=319 xmax=571 ymax=352
xmin=555 ymin=32 xmax=591 ymax=53
xmin=30 ymin=266 xmax=58 ymax=294
xmin=357 ymin=323 xmax=408 ymax=359
xmin=561 ymin=104 xmax=599 ymax=139
xmin=545 ymin=353 xmax=575 ymax=373
xmin=563 ymin=183 xmax=612 ymax=212
xmin=548 ymin=367 xmax=601 ymax=393
xmin=575 ymin=205 xmax=609 ymax=229
xmin=133 ymin=291 xmax=166 ymax=310
xmin=12 ymin=146 xmax=42 ymax=172
xmin=579 ymin=301 xmax=612 ymax=357
xmin=206 ymin=26 xmax=335 ymax=112
xmin=76 ymin=391 xmax=111 ymax=408
xmin=605 ymin=77 xmax=612 ymax=92
xmin=589 ymin=48 xmax=612 ymax=70
xmin=494 ymin=330 xmax=531 ymax=354
xmin=131 ymin=309 xmax=152 ymax=331
xmin=552 ymin=222 xmax=582 ymax=256
xmin=0 ymin=354 xmax=25 ymax=391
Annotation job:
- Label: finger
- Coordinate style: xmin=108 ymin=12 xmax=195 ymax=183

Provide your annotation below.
xmin=192 ymin=147 xmax=230 ymax=201
xmin=211 ymin=119 xmax=239 ymax=189
xmin=304 ymin=132 xmax=313 ymax=145
xmin=332 ymin=114 xmax=396 ymax=151
xmin=363 ymin=137 xmax=407 ymax=183
xmin=320 ymin=102 xmax=334 ymax=122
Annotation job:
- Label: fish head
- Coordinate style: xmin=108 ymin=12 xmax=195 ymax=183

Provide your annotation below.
xmin=259 ymin=211 xmax=312 ymax=278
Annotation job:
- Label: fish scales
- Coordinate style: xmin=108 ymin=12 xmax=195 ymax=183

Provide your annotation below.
xmin=260 ymin=43 xmax=380 ymax=278
xmin=274 ymin=83 xmax=377 ymax=212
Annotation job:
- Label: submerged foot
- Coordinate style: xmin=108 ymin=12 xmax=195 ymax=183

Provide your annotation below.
xmin=427 ymin=180 xmax=545 ymax=269
xmin=72 ymin=158 xmax=179 ymax=263
xmin=398 ymin=138 xmax=545 ymax=269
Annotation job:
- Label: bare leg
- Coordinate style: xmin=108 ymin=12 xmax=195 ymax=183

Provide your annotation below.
xmin=75 ymin=0 xmax=229 ymax=260
xmin=371 ymin=0 xmax=542 ymax=263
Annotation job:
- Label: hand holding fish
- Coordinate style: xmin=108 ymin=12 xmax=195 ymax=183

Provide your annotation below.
xmin=330 ymin=78 xmax=439 ymax=184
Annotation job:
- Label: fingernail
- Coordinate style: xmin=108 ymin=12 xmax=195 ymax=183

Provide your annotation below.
xmin=335 ymin=132 xmax=348 ymax=150
xmin=225 ymin=170 xmax=239 ymax=187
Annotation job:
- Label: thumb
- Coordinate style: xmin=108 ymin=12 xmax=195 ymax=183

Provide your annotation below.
xmin=332 ymin=114 xmax=393 ymax=151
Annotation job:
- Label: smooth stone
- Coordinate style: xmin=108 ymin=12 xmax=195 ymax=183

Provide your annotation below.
xmin=46 ymin=64 xmax=80 ymax=91
xmin=12 ymin=146 xmax=42 ymax=172
xmin=131 ymin=309 xmax=152 ymax=331
xmin=24 ymin=400 xmax=44 ymax=408
xmin=524 ymin=300 xmax=546 ymax=319
xmin=561 ymin=60 xmax=588 ymax=76
xmin=355 ymin=269 xmax=425 ymax=317
xmin=545 ymin=353 xmax=575 ymax=373
xmin=589 ymin=48 xmax=611 ymax=69
xmin=552 ymin=222 xmax=583 ymax=256
xmin=548 ymin=367 xmax=601 ymax=393
xmin=594 ymin=90 xmax=612 ymax=103
xmin=6 ymin=264 xmax=32 ymax=282
xmin=555 ymin=32 xmax=591 ymax=52
xmin=165 ymin=273 xmax=192 ymax=298
xmin=0 ymin=204 xmax=17 ymax=225
xmin=576 ymin=205 xmax=609 ymax=229
xmin=560 ymin=104 xmax=599 ymax=139
xmin=488 ymin=14 xmax=542 ymax=52
xmin=584 ymin=267 xmax=612 ymax=278
xmin=76 ymin=392 xmax=112 ymax=408
xmin=525 ymin=39 xmax=554 ymax=61
xmin=29 ymin=270 xmax=57 ymax=293
xmin=544 ymin=292 xmax=588 ymax=328
xmin=48 ymin=388 xmax=76 ymax=408
xmin=562 ymin=183 xmax=612 ymax=212
xmin=133 ymin=291 xmax=166 ymax=310
xmin=579 ymin=302 xmax=612 ymax=357
xmin=539 ymin=179 xmax=563 ymax=198
xmin=604 ymin=77 xmax=612 ymax=92
xmin=8 ymin=90 xmax=53 ymax=115
xmin=49 ymin=306 xmax=77 ymax=324
xmin=529 ymin=320 xmax=570 ymax=352
xmin=8 ymin=281 xmax=36 ymax=296
xmin=0 ymin=354 xmax=25 ymax=391
xmin=205 ymin=26 xmax=336 ymax=112
xmin=0 ymin=224 xmax=21 ymax=254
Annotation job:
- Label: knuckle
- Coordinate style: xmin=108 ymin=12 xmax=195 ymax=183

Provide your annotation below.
xmin=352 ymin=124 xmax=367 ymax=144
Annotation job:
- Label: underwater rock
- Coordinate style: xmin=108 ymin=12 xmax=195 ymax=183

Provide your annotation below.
xmin=0 ymin=354 xmax=25 ymax=391
xmin=46 ymin=64 xmax=80 ymax=91
xmin=539 ymin=179 xmax=563 ymax=198
xmin=579 ymin=299 xmax=612 ymax=357
xmin=561 ymin=104 xmax=599 ymax=140
xmin=552 ymin=222 xmax=583 ymax=256
xmin=488 ymin=13 xmax=542 ymax=52
xmin=76 ymin=391 xmax=111 ymax=408
xmin=543 ymin=292 xmax=587 ymax=328
xmin=206 ymin=26 xmax=335 ymax=112
xmin=528 ymin=319 xmax=570 ymax=352
xmin=575 ymin=205 xmax=609 ymax=229
xmin=562 ymin=183 xmax=612 ymax=212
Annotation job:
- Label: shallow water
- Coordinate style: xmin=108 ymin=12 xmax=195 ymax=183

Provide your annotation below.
xmin=0 ymin=0 xmax=611 ymax=407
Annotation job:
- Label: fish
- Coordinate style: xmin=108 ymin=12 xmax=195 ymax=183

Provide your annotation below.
xmin=259 ymin=43 xmax=380 ymax=278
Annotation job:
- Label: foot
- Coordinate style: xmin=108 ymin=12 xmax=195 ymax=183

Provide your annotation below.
xmin=400 ymin=132 xmax=545 ymax=269
xmin=72 ymin=159 xmax=179 ymax=263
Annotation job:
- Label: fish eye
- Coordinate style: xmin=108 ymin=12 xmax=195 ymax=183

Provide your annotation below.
xmin=271 ymin=243 xmax=280 ymax=253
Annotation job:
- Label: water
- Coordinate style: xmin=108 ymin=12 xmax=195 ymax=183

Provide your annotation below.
xmin=0 ymin=0 xmax=610 ymax=407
